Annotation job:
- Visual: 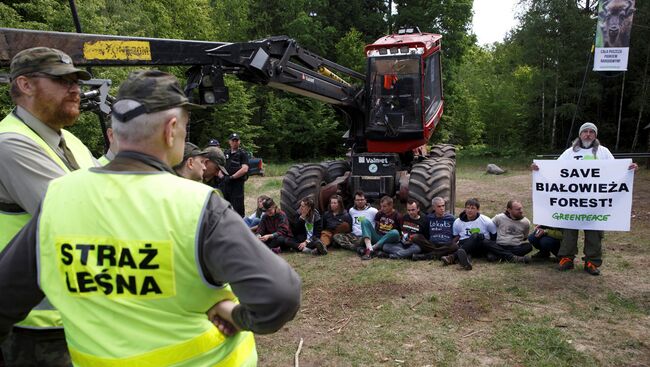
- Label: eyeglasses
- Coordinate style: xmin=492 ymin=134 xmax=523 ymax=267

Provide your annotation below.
xmin=29 ymin=73 xmax=81 ymax=89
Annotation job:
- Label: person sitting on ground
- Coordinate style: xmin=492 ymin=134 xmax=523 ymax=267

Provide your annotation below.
xmin=359 ymin=195 xmax=402 ymax=260
xmin=256 ymin=197 xmax=300 ymax=254
xmin=320 ymin=194 xmax=352 ymax=250
xmin=528 ymin=225 xmax=562 ymax=260
xmin=292 ymin=197 xmax=328 ymax=255
xmin=333 ymin=191 xmax=378 ymax=252
xmin=412 ymin=197 xmax=459 ymax=261
xmin=173 ymin=142 xmax=209 ymax=182
xmin=383 ymin=200 xmax=428 ymax=259
xmin=244 ymin=194 xmax=270 ymax=230
xmin=489 ymin=200 xmax=533 ymax=263
xmin=444 ymin=198 xmax=498 ymax=270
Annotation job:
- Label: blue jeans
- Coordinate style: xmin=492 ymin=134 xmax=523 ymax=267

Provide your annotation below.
xmin=360 ymin=219 xmax=400 ymax=249
xmin=383 ymin=242 xmax=422 ymax=258
xmin=244 ymin=216 xmax=261 ymax=228
xmin=527 ymin=233 xmax=561 ymax=257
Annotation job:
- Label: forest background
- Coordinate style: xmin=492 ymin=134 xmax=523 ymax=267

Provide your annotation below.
xmin=0 ymin=0 xmax=648 ymax=160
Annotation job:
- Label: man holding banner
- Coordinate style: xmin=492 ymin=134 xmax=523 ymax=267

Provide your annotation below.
xmin=532 ymin=122 xmax=637 ymax=275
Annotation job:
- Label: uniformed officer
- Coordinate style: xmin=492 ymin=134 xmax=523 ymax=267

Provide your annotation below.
xmin=0 ymin=70 xmax=301 ymax=366
xmin=0 ymin=47 xmax=98 ymax=366
xmin=223 ymin=133 xmax=249 ymax=216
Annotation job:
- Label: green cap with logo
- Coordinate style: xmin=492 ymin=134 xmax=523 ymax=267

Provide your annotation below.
xmin=10 ymin=47 xmax=91 ymax=81
xmin=113 ymin=70 xmax=204 ymax=122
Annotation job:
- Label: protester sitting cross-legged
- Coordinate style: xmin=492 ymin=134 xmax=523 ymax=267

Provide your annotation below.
xmin=292 ymin=197 xmax=327 ymax=255
xmin=489 ymin=200 xmax=533 ymax=264
xmin=444 ymin=198 xmax=498 ymax=270
xmin=244 ymin=194 xmax=270 ymax=230
xmin=411 ymin=197 xmax=459 ymax=261
xmin=333 ymin=191 xmax=378 ymax=253
xmin=320 ymin=194 xmax=352 ymax=250
xmin=528 ymin=225 xmax=562 ymax=260
xmin=359 ymin=195 xmax=401 ymax=260
xmin=383 ymin=200 xmax=428 ymax=259
xmin=256 ymin=197 xmax=301 ymax=254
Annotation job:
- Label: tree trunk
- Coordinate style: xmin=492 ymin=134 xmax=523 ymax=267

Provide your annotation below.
xmin=541 ymin=58 xmax=546 ymax=144
xmin=615 ymin=72 xmax=626 ymax=152
xmin=551 ymin=64 xmax=559 ymax=149
xmin=632 ymin=44 xmax=650 ymax=151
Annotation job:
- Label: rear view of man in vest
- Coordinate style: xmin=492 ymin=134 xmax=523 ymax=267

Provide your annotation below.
xmin=0 ymin=47 xmax=97 ymax=366
xmin=0 ymin=70 xmax=301 ymax=367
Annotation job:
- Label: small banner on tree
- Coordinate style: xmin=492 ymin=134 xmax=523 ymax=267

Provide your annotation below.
xmin=532 ymin=160 xmax=634 ymax=231
xmin=593 ymin=0 xmax=636 ymax=71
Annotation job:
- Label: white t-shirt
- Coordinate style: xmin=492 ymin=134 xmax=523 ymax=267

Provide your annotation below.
xmin=558 ymin=145 xmax=614 ymax=161
xmin=349 ymin=205 xmax=378 ymax=236
xmin=453 ymin=214 xmax=497 ymax=241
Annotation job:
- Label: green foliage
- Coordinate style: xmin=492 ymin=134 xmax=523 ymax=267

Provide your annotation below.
xmin=335 ymin=28 xmax=367 ymax=74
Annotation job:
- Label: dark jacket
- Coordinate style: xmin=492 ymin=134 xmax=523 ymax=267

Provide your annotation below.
xmin=293 ymin=210 xmax=322 ymax=242
xmin=257 ymin=209 xmax=293 ymax=238
xmin=321 ymin=210 xmax=352 ymax=231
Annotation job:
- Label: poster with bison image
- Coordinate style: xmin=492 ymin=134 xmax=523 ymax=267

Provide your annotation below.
xmin=594 ymin=0 xmax=635 ymax=71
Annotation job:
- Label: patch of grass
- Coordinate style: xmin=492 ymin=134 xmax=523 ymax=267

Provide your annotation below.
xmin=488 ymin=317 xmax=597 ymax=366
xmin=606 ymin=291 xmax=643 ymax=314
xmin=262 ymin=162 xmax=296 ymax=177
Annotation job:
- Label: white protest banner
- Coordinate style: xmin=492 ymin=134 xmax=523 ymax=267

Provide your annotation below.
xmin=593 ymin=0 xmax=636 ymax=72
xmin=532 ymin=159 xmax=634 ymax=231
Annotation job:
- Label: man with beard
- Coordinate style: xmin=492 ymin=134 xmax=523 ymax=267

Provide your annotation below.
xmin=556 ymin=123 xmax=636 ymax=275
xmin=532 ymin=122 xmax=638 ymax=275
xmin=0 ymin=47 xmax=97 ymax=366
xmin=489 ymin=200 xmax=532 ymax=263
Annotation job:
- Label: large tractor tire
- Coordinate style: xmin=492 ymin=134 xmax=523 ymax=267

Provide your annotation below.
xmin=408 ymin=158 xmax=456 ymax=214
xmin=280 ymin=163 xmax=326 ymax=222
xmin=429 ymin=144 xmax=456 ymax=160
xmin=321 ymin=160 xmax=350 ymax=183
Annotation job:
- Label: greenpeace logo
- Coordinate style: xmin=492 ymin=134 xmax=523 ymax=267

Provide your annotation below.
xmin=359 ymin=157 xmax=389 ymax=164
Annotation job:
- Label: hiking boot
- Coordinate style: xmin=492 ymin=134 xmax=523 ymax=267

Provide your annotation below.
xmin=441 ymin=254 xmax=456 ymax=266
xmin=583 ymin=261 xmax=601 ymax=276
xmin=512 ymin=255 xmax=531 ymax=264
xmin=361 ymin=248 xmax=373 ymax=260
xmin=486 ymin=252 xmax=499 ymax=262
xmin=313 ymin=240 xmax=328 ymax=255
xmin=456 ymin=249 xmax=472 ymax=270
xmin=558 ymin=257 xmax=574 ymax=271
xmin=271 ymin=247 xmax=281 ymax=255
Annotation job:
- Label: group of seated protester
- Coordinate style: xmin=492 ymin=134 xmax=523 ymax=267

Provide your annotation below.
xmin=252 ymin=190 xmax=561 ymax=270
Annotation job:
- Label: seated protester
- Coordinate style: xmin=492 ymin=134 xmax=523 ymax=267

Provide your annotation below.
xmin=256 ymin=198 xmax=300 ymax=254
xmin=490 ymin=200 xmax=533 ymax=263
xmin=320 ymin=194 xmax=352 ymax=249
xmin=244 ymin=194 xmax=270 ymax=230
xmin=173 ymin=142 xmax=209 ymax=182
xmin=383 ymin=200 xmax=428 ymax=259
xmin=360 ymin=196 xmax=401 ymax=260
xmin=293 ymin=197 xmax=327 ymax=255
xmin=333 ymin=191 xmax=378 ymax=252
xmin=528 ymin=225 xmax=562 ymax=259
xmin=412 ymin=197 xmax=459 ymax=261
xmin=444 ymin=198 xmax=498 ymax=271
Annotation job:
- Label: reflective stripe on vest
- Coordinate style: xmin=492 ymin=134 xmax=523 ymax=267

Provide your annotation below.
xmin=0 ymin=112 xmax=96 ymax=329
xmin=38 ymin=170 xmax=256 ymax=366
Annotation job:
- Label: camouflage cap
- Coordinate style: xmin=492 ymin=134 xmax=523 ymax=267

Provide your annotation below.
xmin=10 ymin=47 xmax=91 ymax=81
xmin=183 ymin=142 xmax=208 ymax=161
xmin=113 ymin=70 xmax=204 ymax=122
xmin=204 ymin=146 xmax=228 ymax=176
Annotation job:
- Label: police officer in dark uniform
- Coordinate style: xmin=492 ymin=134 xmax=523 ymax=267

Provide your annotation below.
xmin=223 ymin=133 xmax=249 ymax=216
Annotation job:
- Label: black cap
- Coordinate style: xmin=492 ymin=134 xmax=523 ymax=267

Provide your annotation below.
xmin=207 ymin=138 xmax=220 ymax=147
xmin=228 ymin=133 xmax=240 ymax=141
xmin=262 ymin=198 xmax=276 ymax=211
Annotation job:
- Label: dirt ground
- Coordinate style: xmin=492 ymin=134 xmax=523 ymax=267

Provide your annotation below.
xmin=244 ymin=167 xmax=650 ymax=366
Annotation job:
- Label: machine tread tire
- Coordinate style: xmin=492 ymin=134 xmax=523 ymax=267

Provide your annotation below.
xmin=429 ymin=144 xmax=456 ymax=160
xmin=321 ymin=160 xmax=350 ymax=183
xmin=281 ymin=163 xmax=326 ymax=221
xmin=409 ymin=158 xmax=456 ymax=214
